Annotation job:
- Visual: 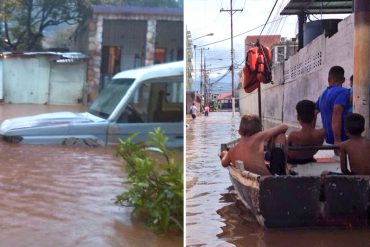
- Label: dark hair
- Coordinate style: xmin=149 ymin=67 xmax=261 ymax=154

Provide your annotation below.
xmin=345 ymin=113 xmax=365 ymax=136
xmin=296 ymin=100 xmax=315 ymax=123
xmin=329 ymin=66 xmax=345 ymax=83
xmin=239 ymin=115 xmax=262 ymax=136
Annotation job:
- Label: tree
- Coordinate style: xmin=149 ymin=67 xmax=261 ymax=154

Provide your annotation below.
xmin=0 ymin=0 xmax=121 ymax=51
xmin=0 ymin=0 xmax=183 ymax=51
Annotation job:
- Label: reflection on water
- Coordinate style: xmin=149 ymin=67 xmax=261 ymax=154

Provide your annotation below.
xmin=186 ymin=111 xmax=370 ymax=247
xmin=0 ymin=104 xmax=182 ymax=247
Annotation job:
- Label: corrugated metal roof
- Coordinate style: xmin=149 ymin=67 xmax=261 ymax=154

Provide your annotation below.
xmin=218 ymin=93 xmax=232 ymax=100
xmin=0 ymin=52 xmax=89 ymax=63
xmin=93 ymin=5 xmax=183 ymax=16
xmin=281 ymin=0 xmax=353 ymax=15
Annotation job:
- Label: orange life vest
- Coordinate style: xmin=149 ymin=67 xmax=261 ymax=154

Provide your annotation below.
xmin=243 ymin=43 xmax=272 ymax=93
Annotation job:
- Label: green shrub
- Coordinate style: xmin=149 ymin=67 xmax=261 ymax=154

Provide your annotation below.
xmin=115 ymin=128 xmax=183 ymax=233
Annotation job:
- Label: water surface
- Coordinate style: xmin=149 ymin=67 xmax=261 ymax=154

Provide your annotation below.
xmin=0 ymin=104 xmax=182 ymax=247
xmin=186 ymin=111 xmax=370 ymax=247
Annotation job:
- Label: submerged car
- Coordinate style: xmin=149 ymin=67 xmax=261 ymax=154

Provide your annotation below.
xmin=0 ymin=61 xmax=184 ymax=147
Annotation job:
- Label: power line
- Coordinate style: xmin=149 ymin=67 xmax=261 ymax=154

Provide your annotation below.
xmin=209 ymin=68 xmax=231 ymax=85
xmin=278 ymin=16 xmax=288 ymax=35
xmin=259 ymin=0 xmax=279 ymax=36
xmin=267 ymin=0 xmax=286 ymax=36
xmin=197 ymin=17 xmax=285 ymax=48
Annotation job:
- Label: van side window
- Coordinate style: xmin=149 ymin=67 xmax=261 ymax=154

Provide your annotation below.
xmin=118 ymin=76 xmax=183 ymax=123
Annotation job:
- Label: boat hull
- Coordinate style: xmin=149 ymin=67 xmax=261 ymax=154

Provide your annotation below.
xmin=228 ymin=166 xmax=370 ymax=228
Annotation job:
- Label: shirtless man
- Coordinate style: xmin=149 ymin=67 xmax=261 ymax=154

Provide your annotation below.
xmin=340 ymin=113 xmax=370 ymax=175
xmin=220 ymin=115 xmax=288 ymax=175
xmin=287 ymin=100 xmax=325 ymax=164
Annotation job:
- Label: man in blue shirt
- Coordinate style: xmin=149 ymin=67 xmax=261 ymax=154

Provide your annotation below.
xmin=315 ymin=66 xmax=351 ymax=152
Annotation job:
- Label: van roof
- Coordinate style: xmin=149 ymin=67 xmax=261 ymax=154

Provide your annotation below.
xmin=113 ymin=61 xmax=183 ymax=81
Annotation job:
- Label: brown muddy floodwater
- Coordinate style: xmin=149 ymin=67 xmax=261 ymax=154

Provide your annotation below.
xmin=0 ymin=104 xmax=182 ymax=247
xmin=186 ymin=111 xmax=370 ymax=247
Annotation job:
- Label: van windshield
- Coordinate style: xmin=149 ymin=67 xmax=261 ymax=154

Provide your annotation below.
xmin=88 ymin=78 xmax=135 ymax=119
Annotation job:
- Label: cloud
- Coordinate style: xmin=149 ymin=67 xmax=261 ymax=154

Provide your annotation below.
xmin=186 ymin=0 xmax=299 ymax=76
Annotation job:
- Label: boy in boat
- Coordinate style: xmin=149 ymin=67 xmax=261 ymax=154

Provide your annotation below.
xmin=340 ymin=113 xmax=370 ymax=175
xmin=220 ymin=114 xmax=288 ymax=175
xmin=287 ymin=100 xmax=325 ymax=164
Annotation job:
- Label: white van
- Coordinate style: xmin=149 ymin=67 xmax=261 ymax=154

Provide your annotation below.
xmin=0 ymin=61 xmax=184 ymax=147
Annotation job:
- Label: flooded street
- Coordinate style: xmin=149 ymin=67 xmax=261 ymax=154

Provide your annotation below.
xmin=0 ymin=104 xmax=182 ymax=247
xmin=186 ymin=111 xmax=370 ymax=247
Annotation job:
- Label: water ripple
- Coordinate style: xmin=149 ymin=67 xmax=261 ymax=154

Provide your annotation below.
xmin=186 ymin=111 xmax=370 ymax=247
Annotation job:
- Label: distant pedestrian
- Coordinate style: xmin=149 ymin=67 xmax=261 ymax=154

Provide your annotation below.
xmin=190 ymin=103 xmax=197 ymax=119
xmin=204 ymin=105 xmax=210 ymax=117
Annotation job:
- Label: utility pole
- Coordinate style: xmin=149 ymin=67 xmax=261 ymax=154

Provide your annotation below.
xmin=193 ymin=45 xmax=197 ymax=90
xmin=203 ymin=57 xmax=211 ymax=107
xmin=221 ymin=0 xmax=243 ymax=117
xmin=192 ymin=33 xmax=213 ymax=96
xmin=199 ymin=47 xmax=209 ymax=105
xmin=353 ymin=0 xmax=370 ymax=138
xmin=200 ymin=48 xmax=203 ymax=96
xmin=204 ymin=56 xmax=207 ymax=106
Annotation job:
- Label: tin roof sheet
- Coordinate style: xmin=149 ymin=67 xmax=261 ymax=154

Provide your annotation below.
xmin=93 ymin=5 xmax=183 ymax=16
xmin=281 ymin=0 xmax=352 ymax=15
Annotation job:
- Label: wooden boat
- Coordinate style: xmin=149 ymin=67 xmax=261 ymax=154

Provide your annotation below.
xmin=224 ymin=144 xmax=370 ymax=228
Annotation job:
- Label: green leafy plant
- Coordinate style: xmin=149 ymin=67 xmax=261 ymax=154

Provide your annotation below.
xmin=115 ymin=128 xmax=183 ymax=233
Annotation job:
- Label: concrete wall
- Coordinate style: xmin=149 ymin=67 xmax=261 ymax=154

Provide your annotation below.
xmin=239 ymin=15 xmax=354 ymax=128
xmin=1 ymin=56 xmax=87 ymax=105
xmin=49 ymin=62 xmax=87 ymax=105
xmin=3 ymin=57 xmax=50 ymax=104
xmin=186 ymin=91 xmax=201 ymax=115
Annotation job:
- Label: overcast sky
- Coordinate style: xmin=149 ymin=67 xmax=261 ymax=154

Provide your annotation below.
xmin=185 ymin=0 xmax=297 ymax=84
xmin=185 ymin=0 xmax=350 ymax=92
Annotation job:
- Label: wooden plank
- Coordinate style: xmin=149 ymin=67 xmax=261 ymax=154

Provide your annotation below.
xmin=221 ymin=140 xmax=339 ymax=151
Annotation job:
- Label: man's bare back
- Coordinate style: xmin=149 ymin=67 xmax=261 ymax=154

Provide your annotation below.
xmin=287 ymin=127 xmax=325 ymax=161
xmin=286 ymin=100 xmax=325 ymax=163
xmin=225 ymin=135 xmax=270 ymax=175
xmin=340 ymin=137 xmax=370 ymax=175
xmin=221 ymin=118 xmax=288 ymax=175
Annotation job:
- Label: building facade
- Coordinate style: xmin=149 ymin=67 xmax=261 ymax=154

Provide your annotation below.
xmin=86 ymin=6 xmax=183 ymax=102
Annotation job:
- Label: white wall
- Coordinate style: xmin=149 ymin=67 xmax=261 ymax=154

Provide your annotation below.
xmin=49 ymin=62 xmax=87 ymax=104
xmin=1 ymin=56 xmax=87 ymax=105
xmin=239 ymin=15 xmax=354 ymax=128
xmin=3 ymin=57 xmax=50 ymax=104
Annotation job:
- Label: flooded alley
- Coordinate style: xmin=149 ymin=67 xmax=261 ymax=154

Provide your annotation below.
xmin=186 ymin=111 xmax=370 ymax=247
xmin=0 ymin=104 xmax=182 ymax=247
